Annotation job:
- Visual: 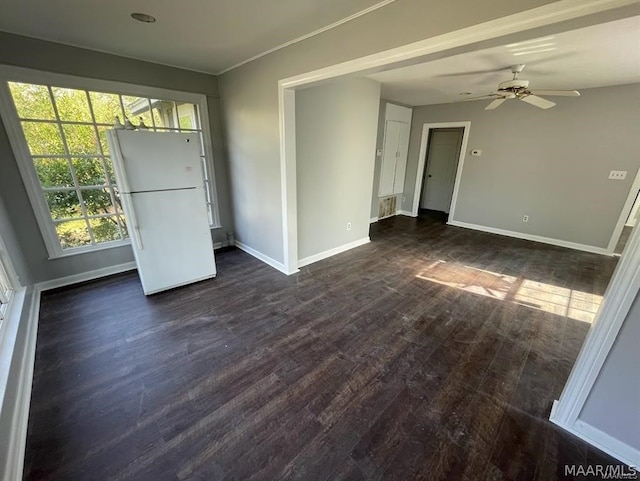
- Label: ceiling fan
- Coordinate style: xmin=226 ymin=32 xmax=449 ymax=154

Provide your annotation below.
xmin=463 ymin=64 xmax=580 ymax=110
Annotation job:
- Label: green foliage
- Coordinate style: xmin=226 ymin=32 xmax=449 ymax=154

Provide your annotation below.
xmin=9 ymin=82 xmax=126 ymax=248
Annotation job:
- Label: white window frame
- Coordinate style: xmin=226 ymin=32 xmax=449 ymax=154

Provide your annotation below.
xmin=0 ymin=65 xmax=221 ymax=259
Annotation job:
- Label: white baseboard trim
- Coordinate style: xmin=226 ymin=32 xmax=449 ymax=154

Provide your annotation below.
xmin=298 ymin=237 xmax=370 ymax=268
xmin=550 ymin=414 xmax=640 ymax=468
xmin=1 ymin=287 xmax=40 ymax=481
xmin=397 ymin=210 xmax=416 ymax=217
xmin=448 ymin=220 xmax=611 ymax=256
xmin=234 ymin=240 xmax=291 ymax=274
xmin=37 ymin=261 xmax=137 ymax=292
xmin=370 ymin=216 xmax=379 ymax=224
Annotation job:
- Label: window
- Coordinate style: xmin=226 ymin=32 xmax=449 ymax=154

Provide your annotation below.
xmin=0 ymin=68 xmax=219 ymax=258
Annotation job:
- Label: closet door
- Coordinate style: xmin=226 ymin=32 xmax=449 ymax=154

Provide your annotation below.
xmin=378 ymin=120 xmax=402 ymax=196
xmin=393 ymin=121 xmax=410 ymax=194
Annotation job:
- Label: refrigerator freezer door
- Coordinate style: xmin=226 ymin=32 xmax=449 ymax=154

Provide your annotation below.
xmin=128 ymin=187 xmax=216 ymax=295
xmin=109 ymin=130 xmax=204 ymax=192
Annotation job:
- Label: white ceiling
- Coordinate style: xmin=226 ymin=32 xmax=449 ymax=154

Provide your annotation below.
xmin=367 ymin=16 xmax=640 ymax=106
xmin=0 ymin=0 xmax=391 ymax=74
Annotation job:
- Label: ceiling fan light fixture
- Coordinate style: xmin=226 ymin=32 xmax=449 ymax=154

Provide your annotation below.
xmin=131 ymin=12 xmax=156 ymax=23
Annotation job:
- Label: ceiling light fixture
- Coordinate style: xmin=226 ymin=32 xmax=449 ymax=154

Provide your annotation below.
xmin=131 ymin=12 xmax=156 ymax=23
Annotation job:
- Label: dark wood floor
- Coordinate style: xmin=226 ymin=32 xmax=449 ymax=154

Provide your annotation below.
xmin=24 ymin=213 xmax=622 ymax=480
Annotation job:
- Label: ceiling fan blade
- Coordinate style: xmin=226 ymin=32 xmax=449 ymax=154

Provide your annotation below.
xmin=520 ymin=95 xmax=556 ymax=109
xmin=529 ymin=89 xmax=580 ymax=97
xmin=485 ymin=98 xmax=507 ymax=110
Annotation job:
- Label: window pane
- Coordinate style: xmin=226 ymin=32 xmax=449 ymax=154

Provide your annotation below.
xmin=21 ymin=121 xmax=65 ymax=155
xmin=9 ymin=82 xmax=56 ymax=120
xmin=89 ymin=91 xmax=123 ymax=124
xmin=56 ymin=220 xmax=91 ymax=248
xmin=122 ymin=96 xmax=153 ymax=128
xmin=34 ymin=158 xmax=73 ymax=188
xmin=177 ymin=103 xmax=197 ymax=130
xmin=151 ymin=100 xmax=177 ymax=129
xmin=52 ymin=87 xmax=92 ymax=122
xmin=62 ymin=124 xmax=99 ymax=154
xmin=80 ymin=188 xmax=114 ymax=216
xmin=90 ymin=217 xmax=121 ymax=242
xmin=45 ymin=190 xmax=82 ymax=219
xmin=96 ymin=126 xmax=111 ymax=154
xmin=72 ymin=158 xmax=106 ymax=186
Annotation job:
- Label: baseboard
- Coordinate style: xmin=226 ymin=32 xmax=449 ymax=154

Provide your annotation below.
xmin=397 ymin=210 xmax=415 ymax=217
xmin=550 ymin=415 xmax=640 ymax=468
xmin=298 ymin=237 xmax=370 ymax=268
xmin=234 ymin=241 xmax=291 ymax=274
xmin=370 ymin=217 xmax=378 ymax=224
xmin=37 ymin=261 xmax=137 ymax=292
xmin=1 ymin=286 xmax=40 ymax=481
xmin=448 ymin=220 xmax=610 ymax=256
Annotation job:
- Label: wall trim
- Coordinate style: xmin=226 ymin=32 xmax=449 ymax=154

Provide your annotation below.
xmin=412 ymin=122 xmax=471 ymax=218
xmin=397 ymin=209 xmax=416 ymax=217
xmin=1 ymin=287 xmax=40 ymax=481
xmin=217 ymin=0 xmax=399 ymax=75
xmin=448 ymin=220 xmax=610 ymax=255
xmin=37 ymin=262 xmax=137 ymax=292
xmin=234 ymin=240 xmax=294 ymax=275
xmin=370 ymin=216 xmax=379 ymax=223
xmin=550 ymin=414 xmax=640 ymax=467
xmin=298 ymin=237 xmax=370 ymax=268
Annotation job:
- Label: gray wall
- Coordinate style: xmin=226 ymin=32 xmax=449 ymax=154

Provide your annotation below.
xmin=579 ymin=287 xmax=640 ymax=452
xmin=218 ymin=0 xmax=555 ymax=264
xmin=296 ymin=78 xmax=381 ymax=260
xmin=403 ymin=84 xmax=640 ymax=249
xmin=0 ymin=32 xmax=233 ymax=283
xmin=0 ymin=195 xmax=29 ymax=285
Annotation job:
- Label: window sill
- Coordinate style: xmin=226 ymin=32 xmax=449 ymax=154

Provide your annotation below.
xmin=47 ymin=239 xmax=132 ymax=260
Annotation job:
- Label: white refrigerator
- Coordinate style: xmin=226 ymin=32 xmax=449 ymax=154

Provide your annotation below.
xmin=107 ymin=130 xmax=216 ymax=295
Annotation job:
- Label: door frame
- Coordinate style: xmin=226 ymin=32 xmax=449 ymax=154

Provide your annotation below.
xmin=411 ymin=122 xmax=470 ymax=217
xmin=606 ymin=167 xmax=640 ymax=254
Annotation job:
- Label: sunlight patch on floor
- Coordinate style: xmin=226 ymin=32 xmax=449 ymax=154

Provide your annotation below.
xmin=416 ymin=261 xmax=603 ymax=323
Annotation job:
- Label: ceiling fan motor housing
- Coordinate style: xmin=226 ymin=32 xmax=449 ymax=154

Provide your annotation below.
xmin=498 ymin=79 xmax=530 ymax=91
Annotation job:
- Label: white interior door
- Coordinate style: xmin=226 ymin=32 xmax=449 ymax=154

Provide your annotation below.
xmin=420 ymin=128 xmax=464 ymax=213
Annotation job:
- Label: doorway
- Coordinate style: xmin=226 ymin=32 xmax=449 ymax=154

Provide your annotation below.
xmin=419 ymin=127 xmax=464 ymax=214
xmin=410 ymin=122 xmax=470 ymax=218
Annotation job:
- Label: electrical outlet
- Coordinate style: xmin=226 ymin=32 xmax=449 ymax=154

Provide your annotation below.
xmin=522 ymin=215 xmax=529 ymax=223
xmin=347 ymin=222 xmax=352 ymax=231
xmin=609 ymin=170 xmax=627 ymax=180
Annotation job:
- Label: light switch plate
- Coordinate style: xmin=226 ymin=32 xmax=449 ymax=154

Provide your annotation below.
xmin=609 ymin=170 xmax=627 ymax=180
